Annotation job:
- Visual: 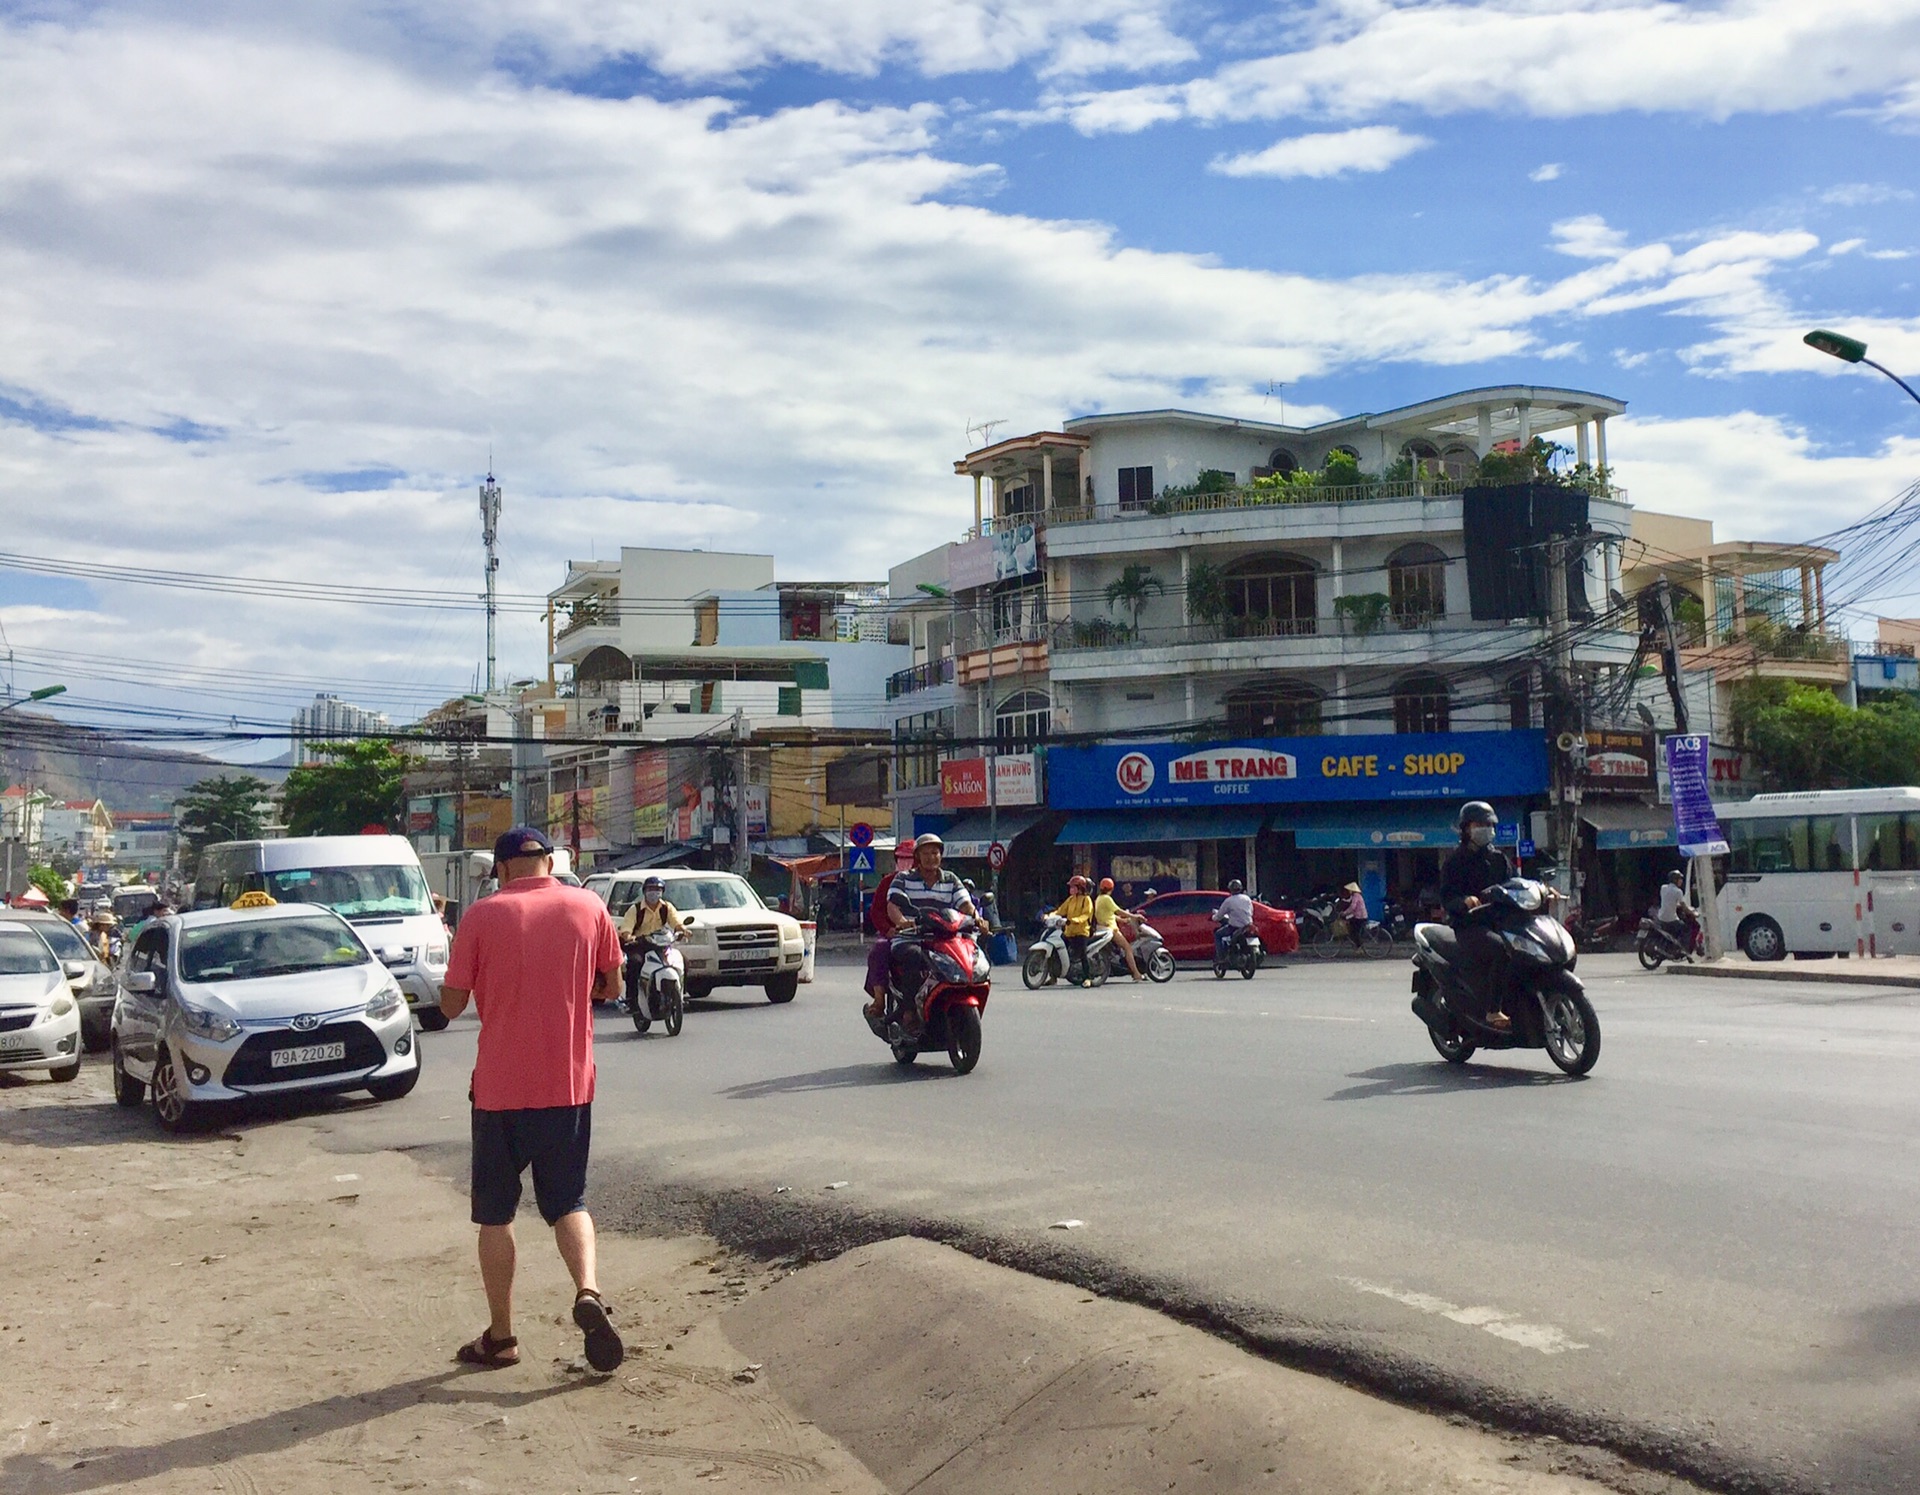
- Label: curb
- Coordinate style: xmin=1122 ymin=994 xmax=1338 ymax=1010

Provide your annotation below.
xmin=1665 ymin=960 xmax=1920 ymax=989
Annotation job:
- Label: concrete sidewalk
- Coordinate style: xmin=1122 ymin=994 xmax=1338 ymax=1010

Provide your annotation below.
xmin=1666 ymin=954 xmax=1920 ymax=988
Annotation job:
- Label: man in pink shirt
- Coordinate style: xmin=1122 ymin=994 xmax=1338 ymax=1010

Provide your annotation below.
xmin=440 ymin=826 xmax=625 ymax=1373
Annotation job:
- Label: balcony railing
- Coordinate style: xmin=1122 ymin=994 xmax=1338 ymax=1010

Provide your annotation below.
xmin=1047 ymin=475 xmax=1625 ymax=527
xmin=1676 ymin=624 xmax=1850 ymax=665
xmin=1049 ymin=610 xmax=1619 ymax=656
xmin=886 ymin=656 xmax=955 ymax=700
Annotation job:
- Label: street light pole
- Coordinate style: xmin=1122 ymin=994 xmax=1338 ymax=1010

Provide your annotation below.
xmin=1804 ymin=330 xmax=1920 ymax=410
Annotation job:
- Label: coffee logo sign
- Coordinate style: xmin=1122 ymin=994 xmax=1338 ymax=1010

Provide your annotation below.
xmin=1115 ymin=752 xmax=1155 ymax=794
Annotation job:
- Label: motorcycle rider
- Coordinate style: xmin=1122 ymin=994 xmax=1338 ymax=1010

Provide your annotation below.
xmin=1439 ymin=801 xmax=1514 ymax=1030
xmin=1339 ymin=881 xmax=1371 ymax=951
xmin=1092 ymin=877 xmax=1142 ymax=981
xmin=1212 ymin=880 xmax=1254 ymax=966
xmin=887 ymin=834 xmax=977 ymax=1017
xmin=618 ymin=876 xmax=687 ymax=1009
xmin=864 ymin=837 xmax=915 ymax=1020
xmin=1051 ymin=875 xmax=1096 ymax=986
xmin=1656 ymin=869 xmax=1699 ymax=953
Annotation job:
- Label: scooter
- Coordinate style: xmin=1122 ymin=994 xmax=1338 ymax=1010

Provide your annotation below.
xmin=1635 ymin=914 xmax=1701 ymax=970
xmin=1211 ymin=919 xmax=1263 ymax=979
xmin=1409 ymin=878 xmax=1601 ymax=1075
xmin=1127 ymin=919 xmax=1177 ymax=983
xmin=864 ymin=906 xmax=990 ymax=1073
xmin=1022 ymin=915 xmax=1115 ymax=988
xmin=623 ymin=923 xmax=689 ymax=1036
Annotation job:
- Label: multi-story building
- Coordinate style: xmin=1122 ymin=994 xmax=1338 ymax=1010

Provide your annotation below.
xmin=290 ymin=692 xmax=391 ymax=764
xmin=107 ymin=812 xmax=174 ymax=878
xmin=41 ymin=799 xmax=113 ymax=865
xmin=1855 ymin=618 xmax=1920 ymax=700
xmin=536 ymin=547 xmax=906 ymax=869
xmin=907 ymin=385 xmax=1651 ymax=912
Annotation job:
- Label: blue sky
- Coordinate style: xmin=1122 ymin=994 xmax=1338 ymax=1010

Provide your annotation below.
xmin=0 ymin=0 xmax=1917 ymax=752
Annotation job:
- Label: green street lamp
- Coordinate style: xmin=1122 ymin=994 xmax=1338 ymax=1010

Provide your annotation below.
xmin=1804 ymin=329 xmax=1920 ymax=410
xmin=0 ymin=683 xmax=65 ymax=714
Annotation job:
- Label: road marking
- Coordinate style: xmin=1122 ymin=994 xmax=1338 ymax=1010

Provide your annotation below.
xmin=1339 ymin=1276 xmax=1589 ymax=1355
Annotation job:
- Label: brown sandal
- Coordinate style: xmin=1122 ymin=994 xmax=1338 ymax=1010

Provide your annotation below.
xmin=573 ymin=1289 xmax=625 ymax=1373
xmin=456 ymin=1328 xmax=519 ymax=1368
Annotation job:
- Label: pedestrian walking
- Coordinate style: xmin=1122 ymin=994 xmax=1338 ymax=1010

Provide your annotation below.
xmin=438 ymin=826 xmax=627 ymax=1374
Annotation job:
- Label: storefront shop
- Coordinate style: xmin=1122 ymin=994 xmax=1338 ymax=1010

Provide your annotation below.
xmin=1047 ymin=731 xmax=1547 ymax=915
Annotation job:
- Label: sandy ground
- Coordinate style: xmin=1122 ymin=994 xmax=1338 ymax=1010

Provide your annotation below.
xmin=0 ymin=1070 xmax=886 ymax=1495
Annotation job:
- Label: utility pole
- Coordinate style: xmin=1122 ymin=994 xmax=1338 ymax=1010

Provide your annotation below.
xmin=479 ymin=468 xmax=503 ymax=694
xmin=732 ymin=709 xmax=751 ymax=876
xmin=1546 ymin=536 xmax=1582 ymax=918
xmin=1646 ymin=579 xmax=1727 ymax=959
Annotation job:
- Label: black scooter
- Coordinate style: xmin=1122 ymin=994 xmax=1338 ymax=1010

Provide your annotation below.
xmin=1409 ymin=878 xmax=1601 ymax=1075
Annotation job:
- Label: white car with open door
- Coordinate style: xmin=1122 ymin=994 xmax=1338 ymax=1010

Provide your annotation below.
xmin=110 ymin=902 xmax=420 ymax=1133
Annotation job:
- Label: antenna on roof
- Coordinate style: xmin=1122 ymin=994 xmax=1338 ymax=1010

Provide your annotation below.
xmin=1263 ymin=381 xmax=1286 ymax=424
xmin=966 ymin=417 xmax=1007 ymax=450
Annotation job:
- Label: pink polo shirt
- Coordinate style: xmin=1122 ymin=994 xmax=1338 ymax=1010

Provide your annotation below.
xmin=445 ymin=876 xmax=622 ymax=1111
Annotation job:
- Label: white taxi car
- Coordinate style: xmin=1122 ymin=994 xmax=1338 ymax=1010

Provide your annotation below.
xmin=110 ymin=900 xmax=420 ymax=1133
xmin=0 ymin=924 xmax=83 ymax=1082
xmin=598 ymin=869 xmax=805 ymax=1002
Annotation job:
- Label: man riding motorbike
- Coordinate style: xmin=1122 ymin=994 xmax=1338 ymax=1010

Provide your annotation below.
xmin=618 ymin=876 xmax=688 ymax=1009
xmin=887 ymin=834 xmax=978 ymax=1025
xmin=1212 ymin=880 xmax=1254 ymax=965
xmin=1656 ymin=869 xmax=1699 ymax=952
xmin=1439 ymin=801 xmax=1514 ymax=1030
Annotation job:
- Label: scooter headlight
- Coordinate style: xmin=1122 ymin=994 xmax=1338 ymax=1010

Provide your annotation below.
xmin=930 ymin=951 xmax=969 ymax=984
xmin=970 ymin=948 xmax=991 ymax=980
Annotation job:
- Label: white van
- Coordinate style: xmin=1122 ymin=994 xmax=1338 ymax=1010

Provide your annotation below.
xmin=191 ymin=836 xmax=454 ymax=1028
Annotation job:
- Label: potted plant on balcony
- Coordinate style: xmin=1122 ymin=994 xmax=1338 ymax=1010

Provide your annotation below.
xmin=1186 ymin=558 xmax=1234 ymax=637
xmin=1334 ymin=592 xmax=1391 ymax=636
xmin=1103 ymin=563 xmax=1165 ymax=642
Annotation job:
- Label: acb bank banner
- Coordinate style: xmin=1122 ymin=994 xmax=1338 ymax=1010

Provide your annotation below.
xmin=1048 ymin=730 xmax=1547 ymax=810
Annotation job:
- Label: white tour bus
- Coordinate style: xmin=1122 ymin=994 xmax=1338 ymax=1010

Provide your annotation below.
xmin=1715 ymin=787 xmax=1920 ymax=961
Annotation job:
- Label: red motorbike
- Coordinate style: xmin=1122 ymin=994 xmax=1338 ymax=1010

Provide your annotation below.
xmin=864 ymin=906 xmax=990 ymax=1073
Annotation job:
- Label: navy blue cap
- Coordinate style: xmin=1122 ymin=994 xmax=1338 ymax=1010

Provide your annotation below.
xmin=494 ymin=825 xmax=555 ymax=863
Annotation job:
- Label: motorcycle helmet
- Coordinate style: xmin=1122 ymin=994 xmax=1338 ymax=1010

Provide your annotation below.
xmin=915 ymin=832 xmax=944 ymax=850
xmin=1227 ymin=879 xmax=1244 ymax=894
xmin=641 ymin=876 xmax=665 ymax=899
xmin=1069 ymin=874 xmax=1089 ymax=891
xmin=1098 ymin=877 xmax=1115 ymax=894
xmin=1457 ymin=800 xmax=1498 ymax=829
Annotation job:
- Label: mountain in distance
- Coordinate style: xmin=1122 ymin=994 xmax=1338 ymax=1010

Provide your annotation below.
xmin=0 ymin=712 xmax=289 ymax=813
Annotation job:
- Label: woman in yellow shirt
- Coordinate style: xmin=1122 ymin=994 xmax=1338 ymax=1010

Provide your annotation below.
xmin=1092 ymin=877 xmax=1143 ymax=981
xmin=1053 ymin=875 xmax=1096 ymax=986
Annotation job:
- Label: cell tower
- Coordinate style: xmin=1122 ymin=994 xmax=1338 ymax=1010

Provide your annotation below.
xmin=478 ymin=467 xmax=502 ymax=693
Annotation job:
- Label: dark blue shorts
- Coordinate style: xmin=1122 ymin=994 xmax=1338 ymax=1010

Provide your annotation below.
xmin=470 ymin=1104 xmax=592 ymax=1227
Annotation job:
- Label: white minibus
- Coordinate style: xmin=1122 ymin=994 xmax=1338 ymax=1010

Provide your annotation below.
xmin=1715 ymin=787 xmax=1920 ymax=960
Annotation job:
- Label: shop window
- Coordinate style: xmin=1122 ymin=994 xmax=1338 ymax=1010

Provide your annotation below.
xmin=1393 ymin=673 xmax=1451 ymax=734
xmin=1225 ymin=553 xmax=1317 ymax=637
xmin=1387 ymin=543 xmax=1447 ymax=628
xmin=1117 ymin=467 xmax=1154 ymax=511
xmin=995 ymin=689 xmax=1051 ymax=750
xmin=1225 ymin=680 xmax=1322 ymax=737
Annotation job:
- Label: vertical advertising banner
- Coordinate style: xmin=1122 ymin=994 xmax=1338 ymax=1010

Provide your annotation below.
xmin=632 ymin=750 xmax=669 ymax=840
xmin=1665 ymin=735 xmax=1729 ymax=857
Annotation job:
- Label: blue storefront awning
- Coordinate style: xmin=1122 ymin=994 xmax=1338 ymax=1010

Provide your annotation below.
xmin=1057 ymin=809 xmax=1270 ymax=845
xmin=1278 ymin=802 xmax=1520 ymax=850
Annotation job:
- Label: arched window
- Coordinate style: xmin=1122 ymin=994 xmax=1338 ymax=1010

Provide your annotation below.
xmin=1268 ymin=447 xmax=1300 ymax=475
xmin=1393 ymin=673 xmax=1451 ymax=734
xmin=995 ymin=689 xmax=1051 ymax=750
xmin=575 ymin=645 xmax=634 ymax=684
xmin=1225 ymin=553 xmax=1318 ymax=637
xmin=1387 ymin=542 xmax=1447 ymax=629
xmin=1506 ymin=672 xmax=1532 ymax=730
xmin=1224 ymin=679 xmax=1323 ymax=738
xmin=1401 ymin=439 xmax=1442 ymax=477
xmin=1441 ymin=445 xmax=1477 ymax=480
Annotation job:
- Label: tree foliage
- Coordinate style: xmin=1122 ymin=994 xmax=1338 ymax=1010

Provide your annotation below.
xmin=281 ymin=742 xmax=414 ymax=837
xmin=1730 ymin=680 xmax=1920 ymax=791
xmin=174 ymin=773 xmax=275 ymax=872
xmin=28 ymin=865 xmax=67 ymax=903
xmin=1102 ymin=563 xmax=1165 ymax=634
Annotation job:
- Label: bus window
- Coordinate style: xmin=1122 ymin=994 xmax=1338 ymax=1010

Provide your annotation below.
xmin=1859 ymin=814 xmax=1920 ymax=872
xmin=1809 ymin=816 xmax=1848 ymax=872
xmin=1729 ymin=817 xmax=1807 ymax=874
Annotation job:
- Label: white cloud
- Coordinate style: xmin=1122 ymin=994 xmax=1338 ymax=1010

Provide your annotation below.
xmin=1529 ymin=163 xmax=1563 ymax=183
xmin=1867 ymin=248 xmax=1914 ymax=261
xmin=1056 ymin=0 xmax=1920 ymax=133
xmin=1820 ymin=182 xmax=1916 ymax=207
xmin=1828 ymin=238 xmax=1866 ymax=256
xmin=1210 ymin=125 xmax=1430 ymax=179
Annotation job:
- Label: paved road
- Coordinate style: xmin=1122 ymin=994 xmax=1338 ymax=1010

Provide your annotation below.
xmin=319 ymin=952 xmax=1920 ymax=1494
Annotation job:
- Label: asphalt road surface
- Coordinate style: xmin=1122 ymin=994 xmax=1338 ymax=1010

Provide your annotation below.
xmin=315 ymin=950 xmax=1920 ymax=1495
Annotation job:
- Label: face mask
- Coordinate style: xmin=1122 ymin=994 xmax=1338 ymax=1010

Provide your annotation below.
xmin=644 ymin=891 xmax=660 ymax=905
xmin=1469 ymin=826 xmax=1494 ymax=848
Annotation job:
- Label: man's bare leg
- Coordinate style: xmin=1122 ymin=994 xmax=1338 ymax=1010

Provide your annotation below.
xmin=558 ymin=1210 xmax=624 ymax=1370
xmin=478 ymin=1223 xmax=517 ymax=1340
xmin=554 ymin=1209 xmax=598 ymax=1295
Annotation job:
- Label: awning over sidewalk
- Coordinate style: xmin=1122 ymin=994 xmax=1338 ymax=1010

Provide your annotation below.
xmin=1581 ymin=801 xmax=1676 ymax=850
xmin=1057 ymin=809 xmax=1269 ymax=844
xmin=937 ymin=810 xmax=1046 ymax=859
xmin=1276 ymin=802 xmax=1463 ymax=850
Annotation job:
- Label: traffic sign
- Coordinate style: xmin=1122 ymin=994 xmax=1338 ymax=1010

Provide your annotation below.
xmin=846 ymin=846 xmax=877 ymax=874
xmin=987 ymin=841 xmax=1007 ymax=870
xmin=848 ymin=822 xmax=874 ymax=848
xmin=1518 ymin=838 xmax=1537 ymax=859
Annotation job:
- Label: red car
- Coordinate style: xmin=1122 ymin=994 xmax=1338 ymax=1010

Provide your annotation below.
xmin=1132 ymin=891 xmax=1299 ymax=963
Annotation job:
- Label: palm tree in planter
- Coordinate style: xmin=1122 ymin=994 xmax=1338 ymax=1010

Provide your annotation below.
xmin=1103 ymin=563 xmax=1165 ymax=642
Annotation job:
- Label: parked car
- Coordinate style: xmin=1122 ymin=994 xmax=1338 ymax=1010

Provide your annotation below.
xmin=599 ymin=868 xmax=806 ymax=1002
xmin=192 ymin=835 xmax=453 ymax=1029
xmin=0 ymin=911 xmax=117 ymax=1051
xmin=110 ymin=904 xmax=420 ymax=1132
xmin=1130 ymin=891 xmax=1300 ymax=964
xmin=0 ymin=923 xmax=82 ymax=1081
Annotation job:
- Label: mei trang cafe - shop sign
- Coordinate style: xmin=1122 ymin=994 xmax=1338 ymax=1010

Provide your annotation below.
xmin=1048 ymin=730 xmax=1548 ymax=810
